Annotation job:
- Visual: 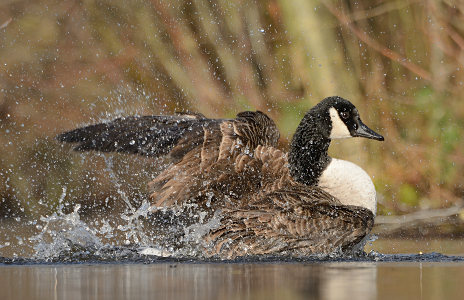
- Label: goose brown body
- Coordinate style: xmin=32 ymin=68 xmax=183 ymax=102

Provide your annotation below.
xmin=57 ymin=98 xmax=379 ymax=258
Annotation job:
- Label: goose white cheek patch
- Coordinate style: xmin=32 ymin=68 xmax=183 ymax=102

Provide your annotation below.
xmin=329 ymin=107 xmax=351 ymax=139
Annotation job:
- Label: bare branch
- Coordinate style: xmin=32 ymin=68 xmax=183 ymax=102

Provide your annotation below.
xmin=0 ymin=17 xmax=12 ymax=30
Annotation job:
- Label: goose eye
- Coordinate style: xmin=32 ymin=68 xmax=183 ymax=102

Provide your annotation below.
xmin=340 ymin=111 xmax=349 ymax=119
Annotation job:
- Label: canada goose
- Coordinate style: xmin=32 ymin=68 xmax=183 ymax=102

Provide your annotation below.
xmin=57 ymin=96 xmax=384 ymax=258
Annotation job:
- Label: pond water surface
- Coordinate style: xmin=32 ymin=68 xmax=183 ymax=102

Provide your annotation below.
xmin=1 ymin=237 xmax=464 ymax=299
xmin=2 ymin=260 xmax=464 ymax=300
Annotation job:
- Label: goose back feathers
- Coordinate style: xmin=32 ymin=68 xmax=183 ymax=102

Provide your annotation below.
xmin=57 ymin=96 xmax=382 ymax=258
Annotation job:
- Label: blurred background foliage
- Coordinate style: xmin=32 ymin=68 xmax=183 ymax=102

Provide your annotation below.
xmin=0 ymin=0 xmax=463 ymax=219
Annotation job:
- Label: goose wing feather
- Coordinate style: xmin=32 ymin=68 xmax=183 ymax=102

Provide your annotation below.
xmin=206 ymin=186 xmax=374 ymax=258
xmin=148 ymin=114 xmax=280 ymax=207
xmin=56 ymin=113 xmax=219 ymax=160
xmin=57 ymin=111 xmax=281 ymax=208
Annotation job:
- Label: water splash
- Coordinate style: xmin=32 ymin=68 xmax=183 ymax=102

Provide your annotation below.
xmin=31 ymin=204 xmax=103 ymax=260
xmin=24 ymin=182 xmax=225 ymax=261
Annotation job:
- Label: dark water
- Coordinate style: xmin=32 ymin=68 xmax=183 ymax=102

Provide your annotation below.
xmin=1 ymin=241 xmax=464 ymax=300
xmin=2 ymin=261 xmax=464 ymax=300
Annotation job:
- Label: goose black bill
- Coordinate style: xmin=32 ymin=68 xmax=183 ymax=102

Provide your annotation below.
xmin=353 ymin=119 xmax=384 ymax=141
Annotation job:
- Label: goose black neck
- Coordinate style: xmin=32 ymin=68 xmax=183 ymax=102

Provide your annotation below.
xmin=288 ymin=112 xmax=332 ymax=186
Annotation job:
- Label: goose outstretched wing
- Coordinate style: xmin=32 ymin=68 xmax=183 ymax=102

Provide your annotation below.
xmin=57 ymin=113 xmax=219 ymax=161
xmin=57 ymin=111 xmax=280 ymax=207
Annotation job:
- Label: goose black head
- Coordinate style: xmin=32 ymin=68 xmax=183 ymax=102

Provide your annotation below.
xmin=289 ymin=96 xmax=383 ymax=185
xmin=315 ymin=96 xmax=384 ymax=141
